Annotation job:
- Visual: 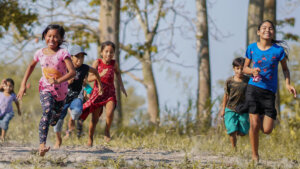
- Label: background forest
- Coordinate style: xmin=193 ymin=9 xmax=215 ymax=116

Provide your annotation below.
xmin=0 ymin=0 xmax=300 ymax=168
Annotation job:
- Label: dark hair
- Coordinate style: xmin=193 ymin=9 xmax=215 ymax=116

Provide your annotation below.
xmin=258 ymin=20 xmax=289 ymax=60
xmin=2 ymin=78 xmax=15 ymax=94
xmin=42 ymin=24 xmax=65 ymax=47
xmin=100 ymin=41 xmax=116 ymax=53
xmin=232 ymin=57 xmax=245 ymax=67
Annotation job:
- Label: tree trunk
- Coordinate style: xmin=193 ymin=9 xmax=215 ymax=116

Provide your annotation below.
xmin=263 ymin=0 xmax=280 ymax=118
xmin=247 ymin=0 xmax=264 ymax=46
xmin=142 ymin=53 xmax=160 ymax=124
xmin=195 ymin=0 xmax=211 ymax=129
xmin=99 ymin=0 xmax=123 ymax=125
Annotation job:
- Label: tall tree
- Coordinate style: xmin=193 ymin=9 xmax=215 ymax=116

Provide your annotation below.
xmin=195 ymin=0 xmax=211 ymax=129
xmin=0 ymin=0 xmax=37 ymax=38
xmin=263 ymin=0 xmax=280 ymax=116
xmin=247 ymin=0 xmax=264 ymax=46
xmin=99 ymin=0 xmax=123 ymax=125
xmin=121 ymin=0 xmax=165 ymax=124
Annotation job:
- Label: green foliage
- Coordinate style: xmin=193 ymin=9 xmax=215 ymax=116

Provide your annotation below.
xmin=0 ymin=0 xmax=37 ymax=38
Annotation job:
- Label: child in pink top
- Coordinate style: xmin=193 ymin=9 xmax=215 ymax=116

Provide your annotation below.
xmin=18 ymin=24 xmax=75 ymax=156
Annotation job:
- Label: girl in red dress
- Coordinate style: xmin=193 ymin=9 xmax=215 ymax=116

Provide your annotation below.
xmin=80 ymin=41 xmax=127 ymax=146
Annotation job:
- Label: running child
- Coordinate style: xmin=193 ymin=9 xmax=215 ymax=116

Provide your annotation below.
xmin=220 ymin=57 xmax=250 ymax=150
xmin=0 ymin=78 xmax=21 ymax=141
xmin=243 ymin=20 xmax=297 ymax=162
xmin=79 ymin=41 xmax=127 ymax=146
xmin=53 ymin=44 xmax=102 ymax=148
xmin=17 ymin=24 xmax=76 ymax=156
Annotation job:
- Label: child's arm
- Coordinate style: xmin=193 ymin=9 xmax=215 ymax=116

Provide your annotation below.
xmin=280 ymin=57 xmax=297 ymax=98
xmin=220 ymin=93 xmax=228 ymax=118
xmin=243 ymin=58 xmax=261 ymax=76
xmin=48 ymin=58 xmax=76 ymax=84
xmin=0 ymin=79 xmax=6 ymax=90
xmin=88 ymin=66 xmax=103 ymax=95
xmin=87 ymin=60 xmax=107 ymax=82
xmin=14 ymin=100 xmax=21 ymax=116
xmin=114 ymin=62 xmax=127 ymax=97
xmin=87 ymin=60 xmax=99 ymax=82
xmin=17 ymin=60 xmax=38 ymax=100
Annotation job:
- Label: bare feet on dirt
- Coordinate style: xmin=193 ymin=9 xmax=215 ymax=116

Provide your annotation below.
xmin=39 ymin=145 xmax=50 ymax=157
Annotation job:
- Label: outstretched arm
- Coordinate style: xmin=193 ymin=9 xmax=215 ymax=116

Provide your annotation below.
xmin=281 ymin=57 xmax=297 ymax=98
xmin=115 ymin=63 xmax=127 ymax=97
xmin=17 ymin=60 xmax=38 ymax=100
xmin=88 ymin=66 xmax=103 ymax=95
xmin=14 ymin=100 xmax=21 ymax=116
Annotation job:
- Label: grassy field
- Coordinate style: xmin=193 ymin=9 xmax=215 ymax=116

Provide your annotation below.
xmin=1 ymin=109 xmax=299 ymax=168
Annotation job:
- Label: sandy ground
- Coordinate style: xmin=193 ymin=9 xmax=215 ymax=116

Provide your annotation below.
xmin=0 ymin=142 xmax=298 ymax=168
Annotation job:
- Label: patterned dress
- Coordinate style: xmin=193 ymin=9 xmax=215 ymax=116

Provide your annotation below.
xmin=80 ymin=59 xmax=117 ymax=121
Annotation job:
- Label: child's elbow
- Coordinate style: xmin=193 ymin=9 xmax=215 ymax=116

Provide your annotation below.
xmin=70 ymin=70 xmax=76 ymax=77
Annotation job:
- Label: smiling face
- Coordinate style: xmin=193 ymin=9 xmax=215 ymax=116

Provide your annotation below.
xmin=233 ymin=66 xmax=243 ymax=78
xmin=257 ymin=21 xmax=274 ymax=41
xmin=4 ymin=81 xmax=14 ymax=94
xmin=101 ymin=45 xmax=115 ymax=63
xmin=71 ymin=53 xmax=85 ymax=68
xmin=45 ymin=29 xmax=62 ymax=50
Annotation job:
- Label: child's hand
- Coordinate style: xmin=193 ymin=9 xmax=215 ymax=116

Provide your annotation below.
xmin=100 ymin=69 xmax=108 ymax=77
xmin=17 ymin=85 xmax=26 ymax=100
xmin=48 ymin=78 xmax=58 ymax=84
xmin=68 ymin=78 xmax=74 ymax=84
xmin=286 ymin=84 xmax=297 ymax=98
xmin=97 ymin=84 xmax=103 ymax=95
xmin=252 ymin=68 xmax=261 ymax=76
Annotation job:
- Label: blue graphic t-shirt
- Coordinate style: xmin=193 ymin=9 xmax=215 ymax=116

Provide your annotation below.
xmin=245 ymin=43 xmax=286 ymax=93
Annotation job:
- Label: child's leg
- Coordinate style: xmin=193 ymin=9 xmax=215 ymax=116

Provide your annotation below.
xmin=0 ymin=113 xmax=14 ymax=141
xmin=53 ymin=104 xmax=69 ymax=148
xmin=104 ymin=101 xmax=115 ymax=142
xmin=249 ymin=114 xmax=261 ymax=161
xmin=54 ymin=132 xmax=62 ymax=149
xmin=261 ymin=115 xmax=274 ymax=134
xmin=68 ymin=98 xmax=83 ymax=132
xmin=39 ymin=92 xmax=55 ymax=156
xmin=1 ymin=129 xmax=5 ymax=141
xmin=229 ymin=131 xmax=237 ymax=148
xmin=88 ymin=107 xmax=103 ymax=147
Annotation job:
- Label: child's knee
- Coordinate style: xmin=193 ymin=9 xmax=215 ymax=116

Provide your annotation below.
xmin=262 ymin=127 xmax=273 ymax=134
xmin=250 ymin=121 xmax=260 ymax=131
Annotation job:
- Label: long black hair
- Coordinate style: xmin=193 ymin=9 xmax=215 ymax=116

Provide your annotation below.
xmin=100 ymin=41 xmax=116 ymax=53
xmin=42 ymin=24 xmax=65 ymax=48
xmin=258 ymin=20 xmax=289 ymax=60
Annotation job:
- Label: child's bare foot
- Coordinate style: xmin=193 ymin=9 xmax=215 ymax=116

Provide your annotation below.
xmin=87 ymin=138 xmax=93 ymax=147
xmin=63 ymin=130 xmax=72 ymax=140
xmin=54 ymin=137 xmax=62 ymax=149
xmin=104 ymin=136 xmax=111 ymax=142
xmin=39 ymin=145 xmax=50 ymax=157
xmin=104 ymin=130 xmax=111 ymax=142
xmin=252 ymin=155 xmax=259 ymax=163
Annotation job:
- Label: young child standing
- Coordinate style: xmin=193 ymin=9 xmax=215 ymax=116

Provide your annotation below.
xmin=243 ymin=20 xmax=297 ymax=162
xmin=79 ymin=41 xmax=127 ymax=146
xmin=17 ymin=24 xmax=76 ymax=156
xmin=0 ymin=78 xmax=21 ymax=141
xmin=53 ymin=45 xmax=102 ymax=148
xmin=220 ymin=57 xmax=250 ymax=149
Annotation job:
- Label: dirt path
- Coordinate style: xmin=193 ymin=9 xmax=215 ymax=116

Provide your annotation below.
xmin=0 ymin=142 xmax=298 ymax=168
